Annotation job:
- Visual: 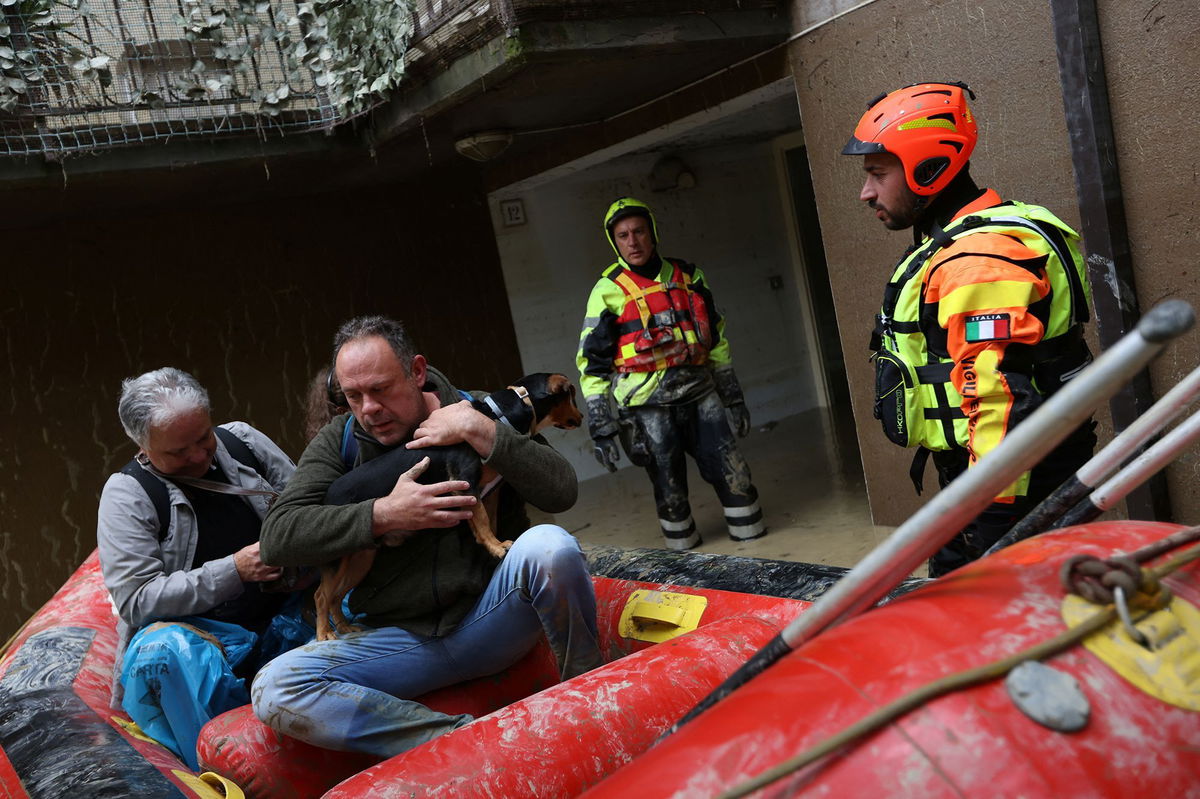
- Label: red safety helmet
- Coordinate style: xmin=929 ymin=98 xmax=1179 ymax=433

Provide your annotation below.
xmin=842 ymin=81 xmax=977 ymax=196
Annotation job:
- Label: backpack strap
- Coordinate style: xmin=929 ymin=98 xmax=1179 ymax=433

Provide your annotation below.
xmin=119 ymin=459 xmax=172 ymax=539
xmin=214 ymin=426 xmax=265 ymax=476
xmin=120 ymin=425 xmax=268 ymax=541
xmin=340 ymin=416 xmax=359 ymax=470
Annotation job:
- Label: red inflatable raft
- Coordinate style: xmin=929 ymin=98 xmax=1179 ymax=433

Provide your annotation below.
xmin=5 ymin=523 xmax=1196 ymax=798
xmin=0 ymin=552 xmax=243 ymax=799
xmin=579 ymin=521 xmax=1200 ymax=798
xmin=0 ymin=548 xmax=814 ymax=798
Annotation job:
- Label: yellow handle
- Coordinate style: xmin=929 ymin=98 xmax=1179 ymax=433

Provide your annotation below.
xmin=172 ymin=770 xmax=246 ymax=799
xmin=631 ymin=600 xmax=686 ymax=627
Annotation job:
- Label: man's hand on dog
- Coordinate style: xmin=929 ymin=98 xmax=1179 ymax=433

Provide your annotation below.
xmin=371 ymin=455 xmax=477 ymax=538
xmin=408 ymin=400 xmax=497 ymax=458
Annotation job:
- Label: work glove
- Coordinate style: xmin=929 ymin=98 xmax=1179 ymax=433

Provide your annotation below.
xmin=727 ymin=402 xmax=751 ymax=438
xmin=713 ymin=366 xmax=751 ymax=438
xmin=586 ymin=395 xmax=621 ymax=472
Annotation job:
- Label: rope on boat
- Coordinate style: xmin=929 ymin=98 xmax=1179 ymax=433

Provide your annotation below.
xmin=717 ymin=526 xmax=1200 ymax=799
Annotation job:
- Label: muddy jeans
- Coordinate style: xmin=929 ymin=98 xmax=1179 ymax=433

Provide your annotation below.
xmin=630 ymin=390 xmax=763 ymax=548
xmin=250 ymin=525 xmax=602 ymax=756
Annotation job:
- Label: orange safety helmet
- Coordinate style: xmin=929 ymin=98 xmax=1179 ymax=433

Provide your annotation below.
xmin=842 ymin=81 xmax=977 ymax=196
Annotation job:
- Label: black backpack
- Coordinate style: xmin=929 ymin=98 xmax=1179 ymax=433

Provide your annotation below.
xmin=118 ymin=427 xmax=266 ymax=540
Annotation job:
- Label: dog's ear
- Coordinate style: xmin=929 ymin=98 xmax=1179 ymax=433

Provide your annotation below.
xmin=548 ymin=373 xmax=573 ymax=397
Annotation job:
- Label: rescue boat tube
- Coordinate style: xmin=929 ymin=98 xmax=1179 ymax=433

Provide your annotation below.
xmin=0 ymin=552 xmax=241 ymax=799
xmin=325 ymin=615 xmax=785 ymax=798
xmin=199 ymin=577 xmax=809 ymax=799
xmin=580 ymin=522 xmax=1200 ymax=798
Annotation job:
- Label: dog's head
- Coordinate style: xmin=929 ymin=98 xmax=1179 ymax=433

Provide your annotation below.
xmin=512 ymin=373 xmax=583 ymax=435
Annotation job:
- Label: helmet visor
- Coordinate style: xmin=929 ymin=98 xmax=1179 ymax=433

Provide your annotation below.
xmin=842 ymin=135 xmax=887 ymax=156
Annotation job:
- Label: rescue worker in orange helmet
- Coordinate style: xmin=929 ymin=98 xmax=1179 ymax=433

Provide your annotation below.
xmin=576 ymin=198 xmax=765 ymax=550
xmin=844 ymin=81 xmax=1096 ymax=576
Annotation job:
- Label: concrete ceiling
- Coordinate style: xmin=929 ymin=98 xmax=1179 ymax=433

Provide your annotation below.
xmin=370 ymin=7 xmax=793 ymax=179
xmin=5 ymin=3 xmax=794 ymax=214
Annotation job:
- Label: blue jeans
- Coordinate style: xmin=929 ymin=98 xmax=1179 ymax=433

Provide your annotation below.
xmin=251 ymin=525 xmax=602 ymax=756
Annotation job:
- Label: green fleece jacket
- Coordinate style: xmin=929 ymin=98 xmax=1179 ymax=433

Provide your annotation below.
xmin=259 ymin=366 xmax=578 ymax=636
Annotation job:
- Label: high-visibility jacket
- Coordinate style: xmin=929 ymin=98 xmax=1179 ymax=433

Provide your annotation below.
xmin=871 ymin=189 xmax=1091 ymax=502
xmin=578 ymin=258 xmax=731 ymax=407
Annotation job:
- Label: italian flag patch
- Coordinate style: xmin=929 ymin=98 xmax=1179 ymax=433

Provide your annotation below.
xmin=964 ymin=313 xmax=1012 ymax=342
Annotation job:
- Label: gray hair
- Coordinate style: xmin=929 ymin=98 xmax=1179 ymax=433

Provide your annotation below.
xmin=332 ymin=315 xmax=417 ymax=372
xmin=118 ymin=367 xmax=211 ymax=447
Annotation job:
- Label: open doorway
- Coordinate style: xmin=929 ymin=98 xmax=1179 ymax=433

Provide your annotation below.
xmin=492 ymin=88 xmax=884 ymax=565
xmin=779 ymin=142 xmax=863 ymax=484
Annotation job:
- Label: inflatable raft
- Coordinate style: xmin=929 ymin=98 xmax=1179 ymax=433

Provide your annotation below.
xmin=3 ymin=521 xmax=1198 ymax=798
xmin=0 ymin=546 xmax=828 ymax=798
xmin=580 ymin=521 xmax=1200 ymax=798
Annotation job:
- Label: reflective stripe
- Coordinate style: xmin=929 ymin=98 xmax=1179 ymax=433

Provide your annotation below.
xmin=663 ymin=529 xmax=701 ymax=550
xmin=722 ymin=502 xmax=761 ymax=519
xmin=727 ymin=519 xmax=766 ymax=541
xmin=938 ymin=279 xmax=1044 ymax=319
xmin=660 ymin=516 xmax=700 ymax=550
xmin=724 ymin=502 xmax=766 ymax=540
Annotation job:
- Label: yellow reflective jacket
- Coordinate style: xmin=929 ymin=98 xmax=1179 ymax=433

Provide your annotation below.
xmin=872 ymin=190 xmax=1091 ymax=501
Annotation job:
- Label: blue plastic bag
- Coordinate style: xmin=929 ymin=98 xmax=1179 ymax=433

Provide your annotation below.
xmin=258 ymin=595 xmax=316 ymax=665
xmin=119 ymin=617 xmax=256 ymax=769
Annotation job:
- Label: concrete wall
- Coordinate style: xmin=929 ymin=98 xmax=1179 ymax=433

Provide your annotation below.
xmin=1098 ymin=0 xmax=1200 ymax=520
xmin=0 ymin=164 xmax=519 ymax=642
xmin=788 ymin=0 xmax=1090 ymax=526
xmin=788 ymin=0 xmax=1200 ymax=525
xmin=490 ymin=137 xmax=823 ymax=480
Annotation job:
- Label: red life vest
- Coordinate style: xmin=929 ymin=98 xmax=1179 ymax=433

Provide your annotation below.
xmin=607 ymin=260 xmax=713 ymax=373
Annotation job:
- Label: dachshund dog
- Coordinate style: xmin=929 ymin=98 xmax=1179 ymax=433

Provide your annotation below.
xmin=313 ymin=373 xmax=582 ymax=641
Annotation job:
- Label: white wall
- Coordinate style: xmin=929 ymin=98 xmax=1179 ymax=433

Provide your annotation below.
xmin=489 ymin=137 xmax=822 ymax=480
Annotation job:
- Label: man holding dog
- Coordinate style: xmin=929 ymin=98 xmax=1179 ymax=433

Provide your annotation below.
xmin=844 ymin=81 xmax=1096 ymax=576
xmin=252 ymin=315 xmax=602 ymax=757
xmin=97 ymin=367 xmax=299 ymax=769
xmin=578 ymin=197 xmax=765 ymax=551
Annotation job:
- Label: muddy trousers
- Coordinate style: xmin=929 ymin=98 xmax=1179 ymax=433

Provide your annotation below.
xmin=250 ymin=526 xmax=603 ymax=758
xmin=628 ymin=391 xmax=764 ymax=550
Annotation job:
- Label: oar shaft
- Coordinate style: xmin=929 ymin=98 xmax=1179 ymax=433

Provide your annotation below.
xmin=1075 ymin=362 xmax=1200 ymax=485
xmin=1059 ymin=406 xmax=1200 ymax=524
xmin=985 ymin=361 xmax=1200 ymax=555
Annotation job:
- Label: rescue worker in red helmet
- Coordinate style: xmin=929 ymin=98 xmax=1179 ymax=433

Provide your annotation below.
xmin=844 ymin=81 xmax=1096 ymax=576
xmin=577 ymin=198 xmax=765 ymax=550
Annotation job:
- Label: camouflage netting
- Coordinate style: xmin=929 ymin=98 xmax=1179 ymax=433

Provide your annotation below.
xmin=0 ymin=0 xmax=414 ymax=156
xmin=0 ymin=0 xmax=783 ymax=157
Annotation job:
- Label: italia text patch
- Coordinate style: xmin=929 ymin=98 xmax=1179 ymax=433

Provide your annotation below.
xmin=964 ymin=313 xmax=1011 ymax=342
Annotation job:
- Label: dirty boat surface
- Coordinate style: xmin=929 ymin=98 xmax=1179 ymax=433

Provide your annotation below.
xmin=1 ymin=545 xmax=863 ymax=798
xmin=3 ymin=523 xmax=1198 ymax=798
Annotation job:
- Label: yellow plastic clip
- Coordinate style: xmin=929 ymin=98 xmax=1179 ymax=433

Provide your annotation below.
xmin=618 ymin=589 xmax=708 ymax=643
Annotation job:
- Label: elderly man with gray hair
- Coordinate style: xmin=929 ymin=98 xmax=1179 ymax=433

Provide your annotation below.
xmin=97 ymin=367 xmax=297 ymax=769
